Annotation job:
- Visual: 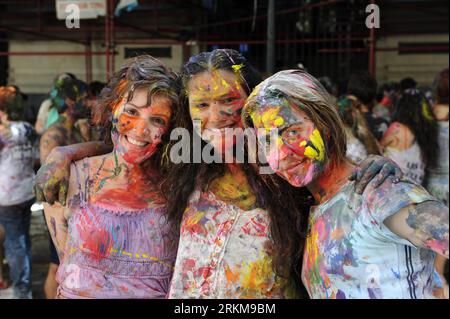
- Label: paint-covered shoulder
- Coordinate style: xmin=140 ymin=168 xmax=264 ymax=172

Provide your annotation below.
xmin=362 ymin=177 xmax=436 ymax=223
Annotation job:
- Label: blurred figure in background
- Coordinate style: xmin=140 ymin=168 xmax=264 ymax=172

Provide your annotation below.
xmin=347 ymin=71 xmax=389 ymax=140
xmin=337 ymin=95 xmax=381 ymax=164
xmin=0 ymin=86 xmax=37 ymax=299
xmin=35 ymin=73 xmax=77 ymax=136
xmin=425 ymin=68 xmax=449 ymax=205
xmin=39 ymin=76 xmax=87 ymax=299
xmin=424 ymin=68 xmax=449 ymax=297
xmin=318 ymin=76 xmax=339 ymax=105
xmin=381 ymin=88 xmax=438 ymax=186
xmin=374 ymin=82 xmax=399 ymax=122
xmin=74 ymin=81 xmax=105 ymax=143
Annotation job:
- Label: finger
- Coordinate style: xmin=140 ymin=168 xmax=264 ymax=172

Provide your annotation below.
xmin=59 ymin=179 xmax=69 ymax=206
xmin=355 ymin=161 xmax=380 ymax=194
xmin=356 ymin=159 xmax=374 ymax=181
xmin=348 ymin=168 xmax=358 ymax=181
xmin=34 ymin=184 xmax=45 ymax=203
xmin=43 ymin=182 xmax=58 ymax=205
xmin=372 ymin=164 xmax=393 ymax=189
xmin=393 ymin=167 xmax=404 ymax=183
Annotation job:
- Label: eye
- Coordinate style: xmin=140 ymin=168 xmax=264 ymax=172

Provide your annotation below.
xmin=124 ymin=107 xmax=138 ymax=116
xmin=222 ymin=97 xmax=236 ymax=104
xmin=195 ymin=103 xmax=209 ymax=109
xmin=152 ymin=117 xmax=167 ymax=126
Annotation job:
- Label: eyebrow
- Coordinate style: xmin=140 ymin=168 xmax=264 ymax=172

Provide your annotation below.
xmin=124 ymin=102 xmax=149 ymax=109
xmin=124 ymin=102 xmax=171 ymax=118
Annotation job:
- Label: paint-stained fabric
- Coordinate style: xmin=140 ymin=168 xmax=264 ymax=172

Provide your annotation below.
xmin=346 ymin=134 xmax=368 ymax=164
xmin=168 ymin=190 xmax=293 ymax=299
xmin=0 ymin=121 xmax=36 ymax=206
xmin=425 ymin=121 xmax=449 ymax=206
xmin=384 ymin=142 xmax=426 ymax=185
xmin=302 ymin=178 xmax=440 ymax=299
xmin=56 ymin=159 xmax=177 ymax=299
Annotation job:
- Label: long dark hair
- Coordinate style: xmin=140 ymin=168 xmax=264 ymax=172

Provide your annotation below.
xmin=162 ymin=49 xmax=311 ymax=297
xmin=392 ymin=89 xmax=438 ymax=167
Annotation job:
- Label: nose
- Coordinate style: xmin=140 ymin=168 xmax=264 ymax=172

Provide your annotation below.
xmin=209 ymin=103 xmax=225 ymax=125
xmin=278 ymin=143 xmax=295 ymax=160
xmin=135 ymin=119 xmax=151 ymax=136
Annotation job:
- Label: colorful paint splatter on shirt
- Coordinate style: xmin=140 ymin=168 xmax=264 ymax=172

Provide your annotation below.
xmin=302 ymin=178 xmax=441 ymax=299
xmin=168 ymin=189 xmax=294 ymax=299
xmin=57 ymin=159 xmax=178 ymax=299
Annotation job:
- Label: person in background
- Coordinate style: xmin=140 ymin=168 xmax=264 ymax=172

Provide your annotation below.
xmin=337 ymin=95 xmax=381 ymax=164
xmin=374 ymin=82 xmax=399 ymax=122
xmin=400 ymin=77 xmax=418 ymax=92
xmin=35 ymin=73 xmax=77 ymax=136
xmin=0 ymin=86 xmax=37 ymax=299
xmin=425 ymin=68 xmax=449 ymax=205
xmin=424 ymin=68 xmax=449 ymax=297
xmin=381 ymin=89 xmax=438 ymax=185
xmin=347 ymin=71 xmax=389 ymax=140
xmin=39 ymin=76 xmax=87 ymax=299
xmin=74 ymin=81 xmax=106 ymax=143
xmin=318 ymin=76 xmax=338 ymax=105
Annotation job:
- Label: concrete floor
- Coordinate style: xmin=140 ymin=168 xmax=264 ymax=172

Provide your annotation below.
xmin=0 ymin=209 xmax=50 ymax=299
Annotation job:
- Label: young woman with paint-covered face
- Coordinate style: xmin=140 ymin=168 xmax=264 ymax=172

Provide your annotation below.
xmin=243 ymin=69 xmax=449 ymax=299
xmin=35 ymin=50 xmax=402 ymax=299
xmin=42 ymin=56 xmax=180 ymax=298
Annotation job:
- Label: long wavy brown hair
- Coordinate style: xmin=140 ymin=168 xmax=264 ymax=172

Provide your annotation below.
xmin=92 ymin=55 xmax=182 ymax=172
xmin=161 ymin=49 xmax=311 ymax=297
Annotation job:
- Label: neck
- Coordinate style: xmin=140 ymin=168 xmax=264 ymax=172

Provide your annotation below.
xmin=226 ymin=162 xmax=244 ymax=174
xmin=307 ymin=160 xmax=355 ymax=204
xmin=101 ymin=151 xmax=152 ymax=183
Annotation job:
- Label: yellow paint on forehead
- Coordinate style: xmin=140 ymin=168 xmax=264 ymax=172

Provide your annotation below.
xmin=190 ymin=69 xmax=243 ymax=100
xmin=251 ymin=106 xmax=285 ymax=132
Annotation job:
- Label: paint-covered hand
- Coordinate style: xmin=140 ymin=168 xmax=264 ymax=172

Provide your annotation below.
xmin=34 ymin=146 xmax=71 ymax=206
xmin=349 ymin=155 xmax=403 ymax=194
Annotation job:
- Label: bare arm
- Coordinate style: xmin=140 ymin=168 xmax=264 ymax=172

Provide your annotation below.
xmin=35 ymin=141 xmax=111 ymax=205
xmin=384 ymin=201 xmax=449 ymax=258
xmin=42 ymin=164 xmax=79 ymax=261
xmin=43 ymin=202 xmax=69 ymax=261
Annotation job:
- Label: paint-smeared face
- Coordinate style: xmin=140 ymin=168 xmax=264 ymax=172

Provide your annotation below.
xmin=188 ymin=69 xmax=247 ymax=153
xmin=112 ymin=88 xmax=172 ymax=165
xmin=251 ymin=98 xmax=326 ymax=187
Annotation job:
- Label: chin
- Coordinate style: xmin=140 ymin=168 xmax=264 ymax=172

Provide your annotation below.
xmin=277 ymin=163 xmax=318 ymax=188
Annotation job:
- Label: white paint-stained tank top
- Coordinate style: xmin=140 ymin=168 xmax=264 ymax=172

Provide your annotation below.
xmin=384 ymin=141 xmax=425 ymax=185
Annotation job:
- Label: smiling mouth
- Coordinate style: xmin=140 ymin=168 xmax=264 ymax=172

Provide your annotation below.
xmin=125 ymin=135 xmax=150 ymax=147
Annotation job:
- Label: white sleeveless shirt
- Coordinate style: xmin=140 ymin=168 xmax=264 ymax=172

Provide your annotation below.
xmin=384 ymin=141 xmax=425 ymax=185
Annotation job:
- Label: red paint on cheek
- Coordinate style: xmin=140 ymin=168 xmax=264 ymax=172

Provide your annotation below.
xmin=283 ymin=136 xmax=308 ymax=157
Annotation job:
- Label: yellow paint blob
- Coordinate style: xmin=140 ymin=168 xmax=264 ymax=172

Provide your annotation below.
xmin=304 ymin=129 xmax=325 ymax=161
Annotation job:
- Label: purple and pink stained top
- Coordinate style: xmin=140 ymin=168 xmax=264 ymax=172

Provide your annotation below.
xmin=56 ymin=159 xmax=178 ymax=299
